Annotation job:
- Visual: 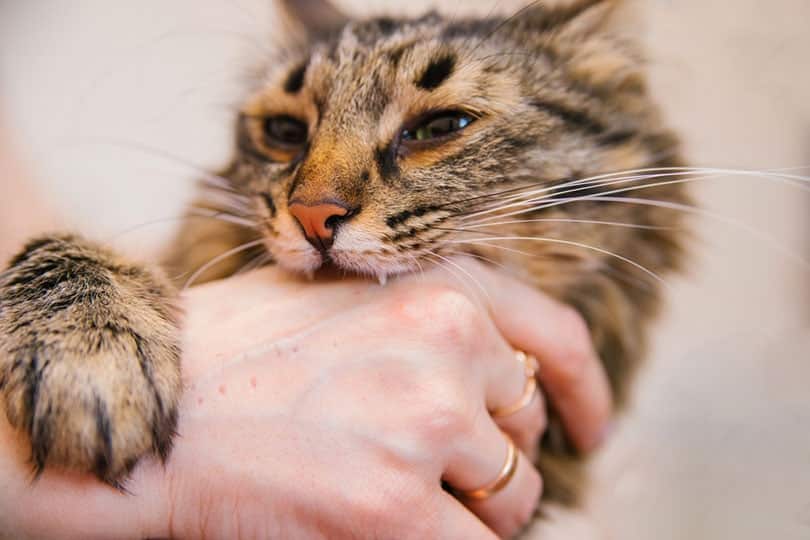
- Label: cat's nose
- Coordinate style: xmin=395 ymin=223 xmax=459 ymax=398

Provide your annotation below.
xmin=288 ymin=200 xmax=351 ymax=251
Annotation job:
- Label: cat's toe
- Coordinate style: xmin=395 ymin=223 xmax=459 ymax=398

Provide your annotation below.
xmin=0 ymin=234 xmax=182 ymax=487
xmin=1 ymin=332 xmax=180 ymax=487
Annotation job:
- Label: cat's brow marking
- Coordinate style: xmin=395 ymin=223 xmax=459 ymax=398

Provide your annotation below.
xmin=415 ymin=54 xmax=456 ymax=90
xmin=283 ymin=61 xmax=308 ymax=94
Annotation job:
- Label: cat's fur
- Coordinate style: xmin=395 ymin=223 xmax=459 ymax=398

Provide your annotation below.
xmin=0 ymin=0 xmax=688 ymax=510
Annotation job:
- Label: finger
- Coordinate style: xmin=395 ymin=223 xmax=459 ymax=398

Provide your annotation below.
xmin=491 ymin=361 xmax=547 ymax=463
xmin=443 ymin=417 xmax=543 ymax=539
xmin=479 ymin=328 xmax=549 ymax=459
xmin=457 ymin=260 xmax=613 ymax=453
xmin=435 ymin=493 xmax=499 ymax=540
xmin=463 ymin=451 xmax=542 ymax=540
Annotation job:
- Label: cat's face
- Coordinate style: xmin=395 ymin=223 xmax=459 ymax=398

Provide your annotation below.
xmin=227 ymin=0 xmax=686 ymax=288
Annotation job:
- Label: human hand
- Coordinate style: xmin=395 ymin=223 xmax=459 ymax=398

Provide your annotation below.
xmin=3 ymin=260 xmax=611 ymax=539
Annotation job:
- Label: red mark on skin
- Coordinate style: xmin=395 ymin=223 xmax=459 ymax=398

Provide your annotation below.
xmin=292 ymin=345 xmax=299 ymax=353
xmin=250 ymin=376 xmax=257 ymax=389
xmin=197 ymin=397 xmax=204 ymax=405
xmin=218 ymin=384 xmax=227 ymax=395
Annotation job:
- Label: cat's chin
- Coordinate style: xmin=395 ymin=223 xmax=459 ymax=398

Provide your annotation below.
xmin=327 ymin=249 xmax=420 ymax=285
xmin=267 ymin=228 xmax=424 ymax=283
xmin=275 ymin=248 xmax=419 ymax=285
xmin=268 ymin=244 xmax=322 ymax=276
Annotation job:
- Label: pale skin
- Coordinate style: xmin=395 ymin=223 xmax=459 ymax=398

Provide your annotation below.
xmin=0 ymin=128 xmax=612 ymax=539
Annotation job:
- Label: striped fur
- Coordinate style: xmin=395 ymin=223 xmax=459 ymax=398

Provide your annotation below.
xmin=0 ymin=0 xmax=689 ymax=515
xmin=167 ymin=0 xmax=690 ymax=507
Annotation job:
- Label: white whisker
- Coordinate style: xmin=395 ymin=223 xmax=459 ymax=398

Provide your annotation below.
xmin=64 ymin=136 xmax=238 ymax=189
xmin=466 ymin=171 xmax=726 ymax=225
xmin=182 ymin=238 xmax=266 ymax=290
xmin=233 ymin=251 xmax=273 ymax=276
xmin=105 ymin=209 xmax=257 ymax=245
xmin=467 ymin=192 xmax=809 ymax=270
xmin=461 ymin=170 xmax=709 ymax=222
xmin=446 ymin=236 xmax=667 ymax=287
xmin=188 ymin=207 xmax=258 ymax=228
xmin=460 ymin=166 xmax=810 ymax=222
xmin=458 ymin=217 xmax=675 ymax=231
xmin=573 ymin=196 xmax=810 ymax=270
xmin=422 ymin=251 xmax=490 ymax=304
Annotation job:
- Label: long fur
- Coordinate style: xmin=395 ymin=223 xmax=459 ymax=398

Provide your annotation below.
xmin=0 ymin=0 xmax=689 ymax=518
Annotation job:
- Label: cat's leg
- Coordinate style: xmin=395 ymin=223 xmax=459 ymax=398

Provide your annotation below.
xmin=0 ymin=234 xmax=181 ymax=487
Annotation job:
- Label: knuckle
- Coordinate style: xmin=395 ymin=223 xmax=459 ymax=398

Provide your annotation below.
xmin=415 ymin=388 xmax=476 ymax=442
xmin=425 ymin=285 xmax=479 ymax=324
xmin=392 ymin=285 xmax=482 ymax=337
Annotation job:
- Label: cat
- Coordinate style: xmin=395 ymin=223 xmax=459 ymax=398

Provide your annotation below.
xmin=0 ymin=0 xmax=689 ymax=510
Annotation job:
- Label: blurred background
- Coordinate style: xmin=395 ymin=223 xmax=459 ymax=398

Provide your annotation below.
xmin=1 ymin=1 xmax=808 ymax=538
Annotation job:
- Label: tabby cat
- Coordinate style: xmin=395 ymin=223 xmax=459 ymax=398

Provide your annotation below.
xmin=0 ymin=0 xmax=688 ymax=512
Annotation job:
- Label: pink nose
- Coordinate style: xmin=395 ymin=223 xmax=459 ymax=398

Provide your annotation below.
xmin=288 ymin=201 xmax=349 ymax=249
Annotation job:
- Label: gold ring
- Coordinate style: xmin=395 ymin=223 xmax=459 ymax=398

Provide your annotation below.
xmin=454 ymin=434 xmax=518 ymax=501
xmin=491 ymin=350 xmax=540 ymax=418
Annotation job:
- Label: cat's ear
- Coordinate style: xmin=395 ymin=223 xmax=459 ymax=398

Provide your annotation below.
xmin=539 ymin=0 xmax=645 ymax=92
xmin=513 ymin=0 xmax=641 ymax=42
xmin=275 ymin=0 xmax=350 ymax=39
xmin=528 ymin=0 xmax=641 ymax=40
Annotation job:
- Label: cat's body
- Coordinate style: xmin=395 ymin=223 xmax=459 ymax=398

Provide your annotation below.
xmin=0 ymin=0 xmax=688 ymax=515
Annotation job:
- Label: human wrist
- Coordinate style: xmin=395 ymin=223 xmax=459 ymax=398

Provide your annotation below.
xmin=0 ymin=410 xmax=166 ymax=539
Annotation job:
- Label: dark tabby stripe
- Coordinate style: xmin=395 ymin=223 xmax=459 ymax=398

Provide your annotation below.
xmin=530 ymin=99 xmax=605 ymax=135
xmin=385 ymin=204 xmax=440 ymax=228
xmin=261 ymin=192 xmax=277 ymax=216
xmin=283 ymin=61 xmax=308 ymax=94
xmin=374 ymin=145 xmax=399 ymax=180
xmin=415 ymin=54 xmax=456 ymax=90
xmin=531 ymin=99 xmax=637 ymax=146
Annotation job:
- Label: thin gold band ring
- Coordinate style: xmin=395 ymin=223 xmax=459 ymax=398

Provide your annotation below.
xmin=491 ymin=350 xmax=539 ymax=418
xmin=455 ymin=434 xmax=518 ymax=501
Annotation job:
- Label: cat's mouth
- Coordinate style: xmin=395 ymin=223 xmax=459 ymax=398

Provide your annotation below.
xmin=267 ymin=221 xmax=421 ymax=285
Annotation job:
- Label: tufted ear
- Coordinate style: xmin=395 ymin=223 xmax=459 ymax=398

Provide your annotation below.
xmin=275 ymin=0 xmax=350 ymax=39
xmin=547 ymin=0 xmax=641 ymax=40
xmin=531 ymin=0 xmax=646 ymax=93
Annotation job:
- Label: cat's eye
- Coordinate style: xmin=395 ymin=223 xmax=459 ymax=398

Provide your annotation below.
xmin=263 ymin=115 xmax=308 ymax=149
xmin=401 ymin=111 xmax=475 ymax=144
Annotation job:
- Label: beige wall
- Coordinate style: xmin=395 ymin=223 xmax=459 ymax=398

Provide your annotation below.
xmin=1 ymin=1 xmax=808 ymax=538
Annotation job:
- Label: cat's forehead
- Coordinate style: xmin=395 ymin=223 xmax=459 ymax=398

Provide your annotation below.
xmin=243 ymin=15 xmax=525 ymax=128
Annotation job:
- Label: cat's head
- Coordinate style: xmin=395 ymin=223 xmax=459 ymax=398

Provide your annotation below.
xmin=225 ymin=0 xmax=686 ymax=287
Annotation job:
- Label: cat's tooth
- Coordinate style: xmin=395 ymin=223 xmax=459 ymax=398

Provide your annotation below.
xmin=377 ymin=272 xmax=388 ymax=286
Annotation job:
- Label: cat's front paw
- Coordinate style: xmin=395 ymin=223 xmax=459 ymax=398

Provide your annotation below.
xmin=0 ymin=235 xmax=182 ymax=487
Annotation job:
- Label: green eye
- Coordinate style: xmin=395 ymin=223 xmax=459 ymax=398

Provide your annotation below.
xmin=401 ymin=112 xmax=475 ymax=143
